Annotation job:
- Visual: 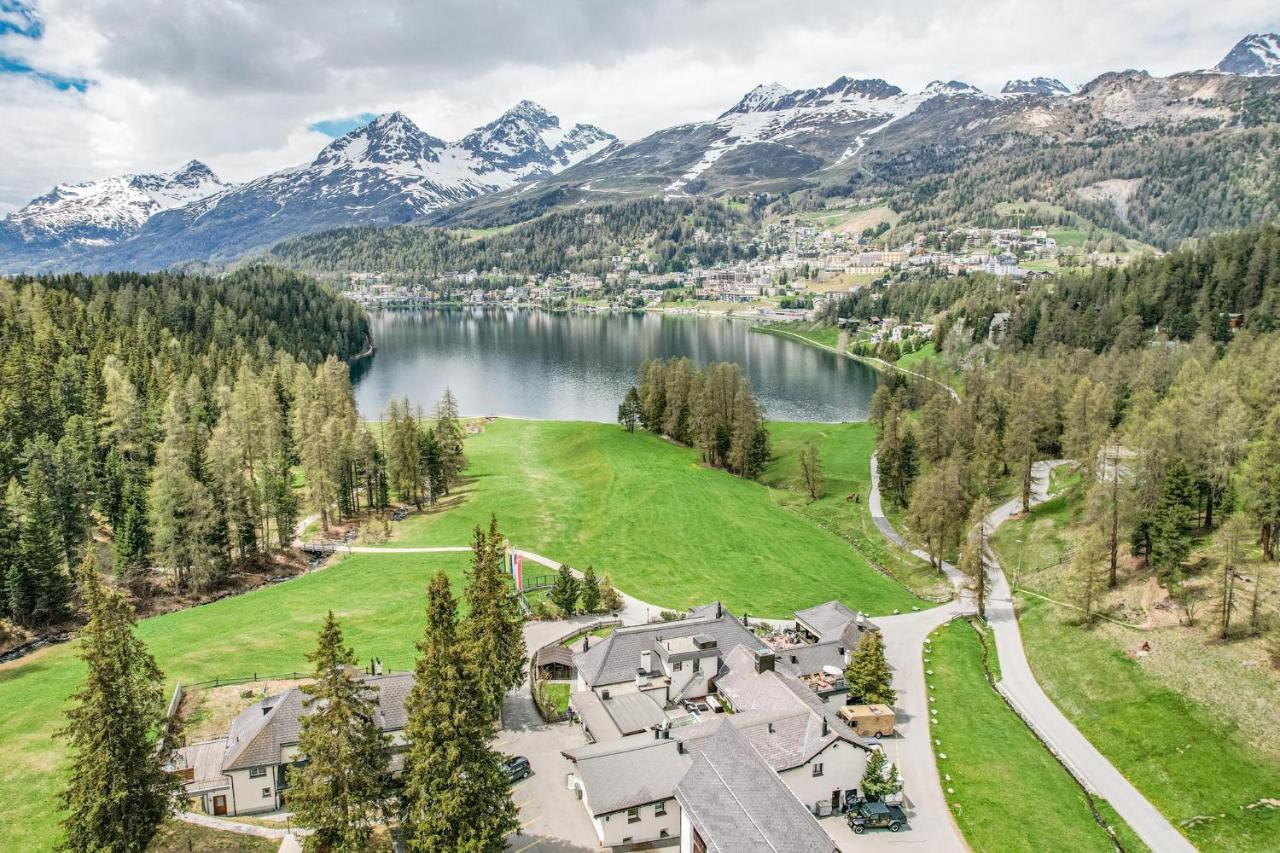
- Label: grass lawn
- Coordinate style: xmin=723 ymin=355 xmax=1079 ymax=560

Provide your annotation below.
xmin=148 ymin=821 xmax=278 ymax=852
xmin=753 ymin=322 xmax=842 ymax=351
xmin=542 ymin=682 xmax=571 ymax=714
xmin=1016 ymin=596 xmax=1280 ymax=851
xmin=381 ymin=419 xmax=926 ymax=618
xmin=927 ymin=619 xmax=1145 ymax=852
xmin=0 ymin=551 xmax=472 ymax=852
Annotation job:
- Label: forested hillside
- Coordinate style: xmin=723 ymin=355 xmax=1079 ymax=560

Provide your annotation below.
xmin=836 ymin=224 xmax=1280 ymax=350
xmin=267 ymin=198 xmax=754 ymax=276
xmin=0 ymin=267 xmax=374 ymax=632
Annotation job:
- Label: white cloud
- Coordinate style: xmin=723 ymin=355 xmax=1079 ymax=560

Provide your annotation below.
xmin=0 ymin=0 xmax=1276 ymax=214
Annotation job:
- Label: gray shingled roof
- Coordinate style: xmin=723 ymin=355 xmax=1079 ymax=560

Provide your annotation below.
xmin=571 ymin=737 xmax=691 ymax=816
xmin=714 ymin=645 xmax=870 ymax=769
xmin=676 ymin=722 xmax=837 ymax=853
xmin=573 ymin=605 xmax=763 ymax=688
xmin=794 ymin=601 xmax=860 ymax=640
xmin=222 ymin=672 xmax=412 ymax=771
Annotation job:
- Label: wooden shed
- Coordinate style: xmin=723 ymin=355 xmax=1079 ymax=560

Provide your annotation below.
xmin=534 ymin=644 xmax=576 ymax=681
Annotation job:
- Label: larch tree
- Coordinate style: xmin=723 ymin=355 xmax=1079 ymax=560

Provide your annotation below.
xmin=958 ymin=497 xmax=991 ymax=617
xmin=288 ymin=612 xmax=390 ymax=850
xmin=1070 ymin=526 xmax=1108 ymax=625
xmin=1005 ymin=373 xmax=1049 ymax=512
xmin=797 ymin=442 xmax=824 ymax=502
xmin=59 ymin=555 xmax=179 ymax=853
xmin=432 ymin=389 xmax=467 ymax=494
xmin=1216 ymin=514 xmax=1250 ymax=641
xmin=148 ymin=388 xmax=218 ymax=593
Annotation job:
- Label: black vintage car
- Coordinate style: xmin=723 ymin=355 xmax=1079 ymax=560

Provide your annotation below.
xmin=847 ymin=800 xmax=907 ymax=834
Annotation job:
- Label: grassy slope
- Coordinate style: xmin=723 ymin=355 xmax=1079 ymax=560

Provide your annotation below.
xmin=993 ymin=483 xmax=1280 ymax=852
xmin=0 ymin=551 xmax=471 ymax=852
xmin=1016 ymin=596 xmax=1280 ymax=851
xmin=927 ymin=619 xmax=1143 ymax=852
xmin=148 ymin=821 xmax=278 ymax=852
xmin=383 ymin=419 xmax=926 ymax=617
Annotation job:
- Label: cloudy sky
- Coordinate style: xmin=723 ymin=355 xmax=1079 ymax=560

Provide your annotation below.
xmin=0 ymin=0 xmax=1276 ymax=214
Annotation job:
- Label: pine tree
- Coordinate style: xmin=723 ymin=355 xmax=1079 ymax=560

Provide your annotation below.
xmin=402 ymin=572 xmax=518 ymax=851
xmin=861 ymin=748 xmax=902 ymax=801
xmin=288 ymin=612 xmax=390 ymax=850
xmin=18 ymin=465 xmax=71 ymax=626
xmin=1071 ymin=527 xmax=1108 ymax=625
xmin=579 ymin=565 xmax=602 ymax=614
xmin=845 ymin=630 xmax=896 ymax=705
xmin=1150 ymin=458 xmax=1196 ymax=585
xmin=550 ymin=563 xmax=580 ymax=616
xmin=461 ymin=518 xmax=526 ymax=718
xmin=113 ymin=475 xmax=150 ymax=591
xmin=433 ymin=389 xmax=467 ymax=494
xmin=59 ymin=555 xmax=178 ymax=852
xmin=0 ymin=483 xmax=19 ymax=620
xmin=958 ymin=497 xmax=991 ymax=617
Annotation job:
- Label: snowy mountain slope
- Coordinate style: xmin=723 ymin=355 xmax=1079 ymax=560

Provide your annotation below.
xmin=1 ymin=104 xmax=615 ymax=271
xmin=1001 ymin=77 xmax=1071 ymax=95
xmin=1214 ymin=33 xmax=1280 ymax=76
xmin=2 ymin=160 xmax=230 ymax=247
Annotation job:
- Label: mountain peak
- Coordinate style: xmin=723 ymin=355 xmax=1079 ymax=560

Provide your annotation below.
xmin=923 ymin=80 xmax=982 ymax=96
xmin=1001 ymin=77 xmax=1071 ymax=96
xmin=314 ymin=110 xmax=446 ymax=169
xmin=1214 ymin=33 xmax=1280 ymax=76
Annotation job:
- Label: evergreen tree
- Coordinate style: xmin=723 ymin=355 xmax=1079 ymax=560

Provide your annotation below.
xmin=579 ymin=565 xmax=602 ymax=614
xmin=1150 ymin=458 xmax=1196 ymax=585
xmin=113 ymin=475 xmax=150 ymax=591
xmin=958 ymin=497 xmax=991 ymax=617
xmin=59 ymin=555 xmax=178 ymax=852
xmin=1070 ymin=527 xmax=1108 ymax=625
xmin=844 ymin=630 xmax=896 ymax=706
xmin=860 ymin=748 xmax=902 ymax=801
xmin=617 ymin=386 xmax=641 ymax=433
xmin=402 ymin=572 xmax=518 ymax=851
xmin=550 ymin=563 xmax=580 ymax=616
xmin=288 ymin=612 xmax=390 ymax=850
xmin=0 ymin=482 xmax=19 ymax=620
xmin=460 ymin=518 xmax=526 ymax=717
xmin=17 ymin=465 xmax=71 ymax=626
xmin=432 ymin=389 xmax=467 ymax=494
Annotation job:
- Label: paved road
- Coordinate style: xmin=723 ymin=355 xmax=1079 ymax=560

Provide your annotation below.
xmin=980 ymin=462 xmax=1196 ymax=853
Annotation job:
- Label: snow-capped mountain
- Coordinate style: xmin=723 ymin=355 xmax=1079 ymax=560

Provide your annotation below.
xmin=1001 ymin=77 xmax=1071 ymax=95
xmin=1 ymin=104 xmax=614 ymax=271
xmin=1214 ymin=33 xmax=1280 ymax=76
xmin=3 ymin=160 xmax=230 ymax=248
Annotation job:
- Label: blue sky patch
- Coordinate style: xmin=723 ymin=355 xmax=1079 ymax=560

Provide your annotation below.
xmin=308 ymin=112 xmax=378 ymax=137
xmin=0 ymin=0 xmax=43 ymax=39
xmin=0 ymin=54 xmax=88 ymax=91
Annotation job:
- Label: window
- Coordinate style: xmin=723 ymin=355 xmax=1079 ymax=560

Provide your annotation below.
xmin=627 ymin=807 xmax=640 ymax=824
xmin=693 ymin=658 xmax=701 ymax=673
xmin=673 ymin=660 xmax=683 ymax=671
xmin=812 ymin=763 xmax=824 ymax=777
xmin=249 ymin=767 xmax=267 ymax=778
xmin=655 ymin=801 xmax=667 ymax=817
xmin=261 ymin=787 xmax=272 ymax=798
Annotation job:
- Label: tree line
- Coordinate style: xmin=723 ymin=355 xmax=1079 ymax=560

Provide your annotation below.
xmin=59 ymin=516 xmax=527 ymax=852
xmin=620 ymin=357 xmax=771 ymax=479
xmin=0 ymin=267 xmax=373 ymax=630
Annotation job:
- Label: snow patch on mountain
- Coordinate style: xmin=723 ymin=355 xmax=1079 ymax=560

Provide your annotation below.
xmin=1214 ymin=33 xmax=1280 ymax=76
xmin=1001 ymin=77 xmax=1071 ymax=95
xmin=4 ymin=161 xmax=231 ymax=246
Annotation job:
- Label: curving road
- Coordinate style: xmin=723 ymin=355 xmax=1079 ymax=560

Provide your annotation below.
xmin=979 ymin=463 xmax=1196 ymax=853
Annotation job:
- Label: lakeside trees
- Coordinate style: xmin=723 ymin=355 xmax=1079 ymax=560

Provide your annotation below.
xmin=628 ymin=357 xmax=770 ymax=479
xmin=383 ymin=389 xmax=465 ymax=509
xmin=0 ymin=268 xmax=374 ymax=628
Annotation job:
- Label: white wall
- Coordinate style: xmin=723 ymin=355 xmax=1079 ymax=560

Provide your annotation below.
xmin=587 ymin=797 xmax=681 ymax=848
xmin=778 ymin=740 xmax=870 ymax=812
xmin=227 ymin=766 xmax=278 ymax=815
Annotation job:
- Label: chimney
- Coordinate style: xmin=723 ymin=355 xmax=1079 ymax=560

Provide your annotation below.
xmin=640 ymin=650 xmax=653 ymax=674
xmin=822 ymin=717 xmax=829 ymax=737
xmin=754 ymin=649 xmax=775 ymax=673
xmin=716 ymin=602 xmax=722 ymax=619
xmin=583 ymin=636 xmax=590 ymax=651
xmin=767 ymin=722 xmax=775 ymax=734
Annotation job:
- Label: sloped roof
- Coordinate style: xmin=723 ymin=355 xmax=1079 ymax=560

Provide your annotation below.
xmin=794 ymin=600 xmax=861 ymax=640
xmin=222 ymin=672 xmax=413 ymax=771
xmin=573 ymin=604 xmax=763 ymax=688
xmin=570 ymin=737 xmax=691 ymax=816
xmin=715 ymin=645 xmax=870 ymax=770
xmin=675 ymin=723 xmax=837 ymax=853
xmin=534 ymin=644 xmax=576 ymax=669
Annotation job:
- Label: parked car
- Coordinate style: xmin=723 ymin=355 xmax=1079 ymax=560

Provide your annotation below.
xmin=502 ymin=755 xmax=531 ymax=782
xmin=847 ymin=801 xmax=906 ymax=834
